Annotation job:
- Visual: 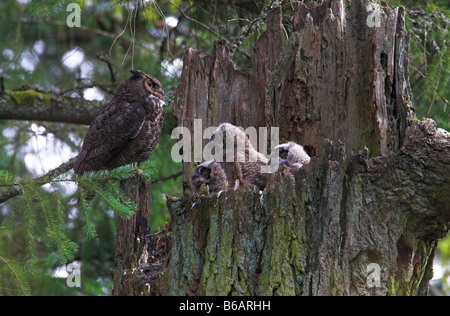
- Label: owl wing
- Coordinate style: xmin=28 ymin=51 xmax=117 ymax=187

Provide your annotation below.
xmin=74 ymin=101 xmax=146 ymax=174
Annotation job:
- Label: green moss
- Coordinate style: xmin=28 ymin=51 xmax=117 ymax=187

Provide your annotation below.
xmin=257 ymin=182 xmax=302 ymax=296
xmin=202 ymin=208 xmax=236 ymax=295
xmin=9 ymin=90 xmax=52 ymax=105
xmin=165 ymin=201 xmax=206 ymax=296
xmin=387 ymin=239 xmax=437 ymax=296
xmin=357 ymin=123 xmax=381 ymax=157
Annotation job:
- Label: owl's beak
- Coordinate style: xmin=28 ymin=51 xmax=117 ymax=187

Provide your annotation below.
xmin=149 ymin=94 xmax=166 ymax=108
xmin=158 ymin=97 xmax=166 ymax=107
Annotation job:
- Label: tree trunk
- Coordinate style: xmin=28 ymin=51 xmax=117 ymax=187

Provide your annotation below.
xmin=128 ymin=0 xmax=450 ymax=296
xmin=112 ymin=176 xmax=152 ymax=296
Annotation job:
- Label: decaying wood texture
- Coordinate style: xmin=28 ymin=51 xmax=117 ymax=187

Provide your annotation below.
xmin=112 ymin=176 xmax=152 ymax=296
xmin=149 ymin=119 xmax=449 ymax=296
xmin=173 ymin=0 xmax=415 ymax=195
xmin=120 ymin=0 xmax=449 ymax=296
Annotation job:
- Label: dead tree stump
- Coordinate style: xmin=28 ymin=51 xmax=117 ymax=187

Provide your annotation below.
xmin=123 ymin=0 xmax=450 ymax=296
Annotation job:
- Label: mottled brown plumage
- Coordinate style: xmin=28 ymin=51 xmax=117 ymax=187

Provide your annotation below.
xmin=209 ymin=123 xmax=269 ymax=191
xmin=269 ymin=141 xmax=311 ymax=181
xmin=192 ymin=160 xmax=228 ymax=195
xmin=273 ymin=141 xmax=310 ymax=173
xmin=74 ymin=70 xmax=165 ymax=175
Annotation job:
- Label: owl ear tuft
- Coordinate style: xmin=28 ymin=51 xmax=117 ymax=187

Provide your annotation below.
xmin=129 ymin=70 xmax=144 ymax=78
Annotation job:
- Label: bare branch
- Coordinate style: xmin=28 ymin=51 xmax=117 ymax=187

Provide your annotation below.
xmin=154 ymin=171 xmax=182 ymax=184
xmin=21 ymin=18 xmax=133 ymax=45
xmin=167 ymin=0 xmax=226 ymax=42
xmin=97 ymin=54 xmax=117 ymax=84
xmin=0 ymin=90 xmax=103 ymax=125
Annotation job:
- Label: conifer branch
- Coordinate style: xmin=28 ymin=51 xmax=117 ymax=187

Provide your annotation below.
xmin=0 ymin=158 xmax=157 ymax=204
xmin=0 ymin=255 xmax=31 ymax=296
xmin=1 ymin=157 xmax=157 ymax=266
xmin=0 ymin=157 xmax=77 ymax=204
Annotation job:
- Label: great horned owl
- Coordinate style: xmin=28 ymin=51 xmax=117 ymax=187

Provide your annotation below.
xmin=192 ymin=160 xmax=228 ymax=196
xmin=270 ymin=141 xmax=310 ymax=178
xmin=74 ymin=70 xmax=165 ymax=174
xmin=209 ymin=123 xmax=269 ymax=191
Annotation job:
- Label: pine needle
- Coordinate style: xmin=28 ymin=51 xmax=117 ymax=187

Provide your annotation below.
xmin=0 ymin=255 xmax=31 ymax=296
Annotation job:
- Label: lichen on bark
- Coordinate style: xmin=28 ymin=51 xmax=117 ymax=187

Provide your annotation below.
xmin=150 ymin=119 xmax=449 ymax=296
xmin=156 ymin=174 xmax=308 ymax=296
xmin=0 ymin=89 xmax=103 ymax=124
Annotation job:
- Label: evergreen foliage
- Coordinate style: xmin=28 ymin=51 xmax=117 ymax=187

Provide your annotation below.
xmin=0 ymin=254 xmax=31 ymax=296
xmin=407 ymin=6 xmax=449 ymax=130
xmin=0 ymin=160 xmax=156 ymax=296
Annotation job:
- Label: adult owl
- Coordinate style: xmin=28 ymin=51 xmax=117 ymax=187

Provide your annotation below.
xmin=74 ymin=70 xmax=165 ymax=175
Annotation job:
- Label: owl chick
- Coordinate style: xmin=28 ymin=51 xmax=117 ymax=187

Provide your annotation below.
xmin=74 ymin=70 xmax=165 ymax=174
xmin=270 ymin=141 xmax=310 ymax=178
xmin=192 ymin=160 xmax=228 ymax=196
xmin=209 ymin=123 xmax=269 ymax=191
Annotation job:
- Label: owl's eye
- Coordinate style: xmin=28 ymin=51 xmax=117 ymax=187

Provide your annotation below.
xmin=145 ymin=79 xmax=156 ymax=90
xmin=279 ymin=149 xmax=289 ymax=159
xmin=202 ymin=168 xmax=211 ymax=178
xmin=198 ymin=166 xmax=211 ymax=178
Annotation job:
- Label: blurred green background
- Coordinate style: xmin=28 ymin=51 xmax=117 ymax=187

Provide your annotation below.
xmin=0 ymin=0 xmax=448 ymax=295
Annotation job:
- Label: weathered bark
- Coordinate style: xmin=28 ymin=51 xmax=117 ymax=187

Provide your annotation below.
xmin=112 ymin=176 xmax=152 ymax=296
xmin=152 ymin=118 xmax=449 ymax=296
xmin=301 ymin=119 xmax=450 ymax=296
xmin=173 ymin=1 xmax=415 ymax=194
xmin=121 ymin=0 xmax=450 ymax=296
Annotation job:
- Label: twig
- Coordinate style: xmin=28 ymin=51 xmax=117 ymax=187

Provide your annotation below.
xmin=149 ymin=228 xmax=168 ymax=237
xmin=409 ymin=64 xmax=426 ymax=79
xmin=97 ymin=54 xmax=117 ymax=83
xmin=154 ymin=171 xmax=182 ymax=184
xmin=167 ymin=0 xmax=225 ymax=42
xmin=21 ymin=19 xmax=132 ymax=44
xmin=0 ymin=157 xmax=78 ymax=204
xmin=167 ymin=0 xmax=253 ymax=59
xmin=440 ymin=95 xmax=449 ymax=112
xmin=230 ymin=0 xmax=281 ymax=55
xmin=0 ymin=76 xmax=5 ymax=95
